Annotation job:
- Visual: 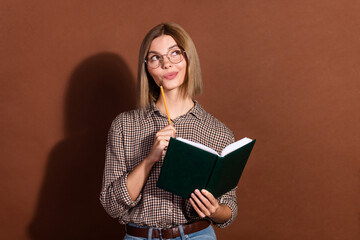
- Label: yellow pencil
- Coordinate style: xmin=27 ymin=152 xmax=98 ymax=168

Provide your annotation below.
xmin=160 ymin=86 xmax=172 ymax=125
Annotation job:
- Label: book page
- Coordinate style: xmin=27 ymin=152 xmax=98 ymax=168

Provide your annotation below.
xmin=221 ymin=137 xmax=253 ymax=157
xmin=176 ymin=137 xmax=219 ymax=156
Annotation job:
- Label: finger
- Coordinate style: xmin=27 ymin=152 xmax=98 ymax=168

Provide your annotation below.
xmin=152 ymin=138 xmax=171 ymax=156
xmin=156 ymin=129 xmax=176 ymax=138
xmin=191 ymin=191 xmax=210 ymax=216
xmin=167 ymin=127 xmax=177 ymax=137
xmin=189 ymin=198 xmax=205 ymax=218
xmin=158 ymin=139 xmax=171 ymax=150
xmin=160 ymin=124 xmax=177 ymax=133
xmin=201 ymin=189 xmax=218 ymax=206
xmin=154 ymin=135 xmax=171 ymax=144
xmin=194 ymin=189 xmax=212 ymax=208
xmin=194 ymin=190 xmax=219 ymax=216
xmin=163 ymin=124 xmax=176 ymax=131
xmin=160 ymin=125 xmax=176 ymax=136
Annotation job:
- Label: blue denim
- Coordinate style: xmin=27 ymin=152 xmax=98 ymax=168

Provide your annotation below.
xmin=123 ymin=224 xmax=216 ymax=240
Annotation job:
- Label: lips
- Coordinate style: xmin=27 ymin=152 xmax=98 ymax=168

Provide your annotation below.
xmin=163 ymin=72 xmax=178 ymax=80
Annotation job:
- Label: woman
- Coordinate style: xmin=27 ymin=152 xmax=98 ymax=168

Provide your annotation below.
xmin=100 ymin=22 xmax=238 ymax=240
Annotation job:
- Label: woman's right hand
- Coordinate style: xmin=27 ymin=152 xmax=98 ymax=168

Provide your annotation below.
xmin=127 ymin=124 xmax=176 ymax=201
xmin=146 ymin=125 xmax=176 ymax=164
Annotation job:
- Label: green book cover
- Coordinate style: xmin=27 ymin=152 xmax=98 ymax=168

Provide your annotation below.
xmin=156 ymin=137 xmax=256 ymax=199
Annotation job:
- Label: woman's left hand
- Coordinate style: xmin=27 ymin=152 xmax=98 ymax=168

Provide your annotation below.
xmin=189 ymin=189 xmax=219 ymax=219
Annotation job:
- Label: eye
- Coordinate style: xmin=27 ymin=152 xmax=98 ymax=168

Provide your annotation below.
xmin=149 ymin=55 xmax=160 ymax=62
xmin=170 ymin=49 xmax=182 ymax=56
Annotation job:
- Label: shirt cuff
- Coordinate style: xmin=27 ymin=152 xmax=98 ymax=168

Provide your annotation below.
xmin=212 ymin=195 xmax=238 ymax=228
xmin=113 ymin=174 xmax=142 ymax=208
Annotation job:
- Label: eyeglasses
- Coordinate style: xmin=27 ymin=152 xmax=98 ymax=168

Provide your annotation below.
xmin=145 ymin=48 xmax=186 ymax=69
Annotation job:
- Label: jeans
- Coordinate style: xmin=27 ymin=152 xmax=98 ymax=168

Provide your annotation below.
xmin=123 ymin=224 xmax=216 ymax=240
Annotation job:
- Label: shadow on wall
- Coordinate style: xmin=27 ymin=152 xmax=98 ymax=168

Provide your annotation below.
xmin=28 ymin=53 xmax=136 ymax=239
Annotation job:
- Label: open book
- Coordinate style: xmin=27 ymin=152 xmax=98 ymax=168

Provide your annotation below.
xmin=156 ymin=137 xmax=256 ymax=199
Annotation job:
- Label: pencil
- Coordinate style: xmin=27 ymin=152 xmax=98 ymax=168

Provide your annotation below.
xmin=160 ymin=85 xmax=172 ymax=125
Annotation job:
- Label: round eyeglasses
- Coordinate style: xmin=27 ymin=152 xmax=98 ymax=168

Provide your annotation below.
xmin=145 ymin=48 xmax=186 ymax=69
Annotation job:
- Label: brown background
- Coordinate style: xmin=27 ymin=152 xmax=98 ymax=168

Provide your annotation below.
xmin=1 ymin=0 xmax=359 ymax=239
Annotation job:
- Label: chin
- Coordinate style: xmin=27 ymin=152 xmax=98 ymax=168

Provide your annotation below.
xmin=163 ymin=80 xmax=184 ymax=90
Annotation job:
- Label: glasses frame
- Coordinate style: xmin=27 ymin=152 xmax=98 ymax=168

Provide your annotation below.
xmin=145 ymin=48 xmax=186 ymax=69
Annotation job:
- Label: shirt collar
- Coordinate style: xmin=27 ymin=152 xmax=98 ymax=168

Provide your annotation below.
xmin=189 ymin=100 xmax=204 ymax=120
xmin=144 ymin=100 xmax=204 ymax=121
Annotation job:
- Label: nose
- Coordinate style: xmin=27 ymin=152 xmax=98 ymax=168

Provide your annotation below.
xmin=161 ymin=56 xmax=172 ymax=69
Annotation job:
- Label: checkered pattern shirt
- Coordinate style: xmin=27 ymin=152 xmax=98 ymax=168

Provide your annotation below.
xmin=100 ymin=100 xmax=238 ymax=228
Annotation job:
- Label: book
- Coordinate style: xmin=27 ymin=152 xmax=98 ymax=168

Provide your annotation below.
xmin=156 ymin=137 xmax=256 ymax=199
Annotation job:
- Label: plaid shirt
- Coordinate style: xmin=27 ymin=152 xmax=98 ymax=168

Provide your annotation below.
xmin=100 ymin=100 xmax=238 ymax=228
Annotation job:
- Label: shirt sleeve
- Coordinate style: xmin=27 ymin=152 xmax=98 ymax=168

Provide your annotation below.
xmin=212 ymin=187 xmax=238 ymax=228
xmin=99 ymin=117 xmax=142 ymax=218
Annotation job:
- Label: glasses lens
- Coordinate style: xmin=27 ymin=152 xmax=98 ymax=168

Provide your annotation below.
xmin=146 ymin=55 xmax=160 ymax=68
xmin=168 ymin=49 xmax=183 ymax=64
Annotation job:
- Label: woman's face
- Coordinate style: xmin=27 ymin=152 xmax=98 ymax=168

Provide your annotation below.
xmin=146 ymin=35 xmax=187 ymax=92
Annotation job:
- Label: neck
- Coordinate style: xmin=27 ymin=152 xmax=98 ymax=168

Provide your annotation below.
xmin=156 ymin=89 xmax=194 ymax=120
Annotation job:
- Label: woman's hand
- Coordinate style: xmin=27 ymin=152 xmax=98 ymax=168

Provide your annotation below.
xmin=146 ymin=125 xmax=176 ymax=164
xmin=190 ymin=189 xmax=232 ymax=223
xmin=190 ymin=189 xmax=220 ymax=218
xmin=127 ymin=124 xmax=176 ymax=201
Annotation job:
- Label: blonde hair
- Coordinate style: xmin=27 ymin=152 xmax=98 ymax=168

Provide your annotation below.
xmin=137 ymin=22 xmax=202 ymax=107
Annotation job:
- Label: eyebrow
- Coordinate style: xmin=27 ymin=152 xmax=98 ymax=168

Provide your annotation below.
xmin=148 ymin=44 xmax=179 ymax=55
